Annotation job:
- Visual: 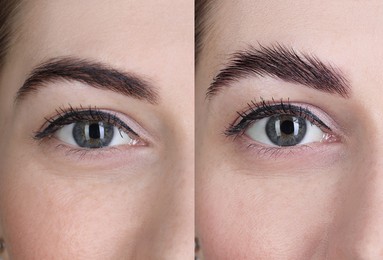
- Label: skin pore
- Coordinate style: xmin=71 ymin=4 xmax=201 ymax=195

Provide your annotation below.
xmin=196 ymin=0 xmax=383 ymax=259
xmin=0 ymin=0 xmax=193 ymax=259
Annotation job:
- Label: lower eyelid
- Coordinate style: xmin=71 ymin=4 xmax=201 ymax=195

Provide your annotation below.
xmin=37 ymin=140 xmax=146 ymax=166
xmin=241 ymin=136 xmax=342 ymax=161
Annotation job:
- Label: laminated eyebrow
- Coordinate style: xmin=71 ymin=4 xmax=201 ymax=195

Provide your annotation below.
xmin=207 ymin=43 xmax=351 ymax=100
xmin=16 ymin=57 xmax=159 ymax=104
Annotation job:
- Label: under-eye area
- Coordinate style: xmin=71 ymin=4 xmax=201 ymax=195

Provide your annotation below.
xmin=225 ymin=98 xmax=341 ymax=158
xmin=34 ymin=105 xmax=146 ymax=158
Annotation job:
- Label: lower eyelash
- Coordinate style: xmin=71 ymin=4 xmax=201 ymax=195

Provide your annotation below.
xmin=54 ymin=143 xmax=122 ymax=159
xmin=247 ymin=143 xmax=313 ymax=158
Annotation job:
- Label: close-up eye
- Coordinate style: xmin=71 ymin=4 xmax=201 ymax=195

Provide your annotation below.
xmin=226 ymin=100 xmax=336 ymax=147
xmin=34 ymin=106 xmax=142 ymax=149
xmin=55 ymin=121 xmax=138 ymax=148
xmin=245 ymin=114 xmax=325 ymax=146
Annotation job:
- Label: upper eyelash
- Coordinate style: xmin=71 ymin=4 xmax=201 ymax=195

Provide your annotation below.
xmin=34 ymin=105 xmax=138 ymax=140
xmin=225 ymin=98 xmax=330 ymax=136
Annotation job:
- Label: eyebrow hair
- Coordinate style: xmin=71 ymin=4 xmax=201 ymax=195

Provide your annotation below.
xmin=15 ymin=57 xmax=159 ymax=104
xmin=206 ymin=44 xmax=351 ymax=99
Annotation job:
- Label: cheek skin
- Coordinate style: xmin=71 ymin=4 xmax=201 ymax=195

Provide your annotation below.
xmin=0 ymin=166 xmax=140 ymax=259
xmin=197 ymin=161 xmax=341 ymax=260
xmin=0 ymin=144 xmax=166 ymax=259
xmin=0 ymin=120 xmax=192 ymax=259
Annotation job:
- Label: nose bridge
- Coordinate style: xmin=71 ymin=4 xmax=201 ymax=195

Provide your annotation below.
xmin=162 ymin=115 xmax=194 ymax=254
xmin=328 ymin=142 xmax=383 ymax=258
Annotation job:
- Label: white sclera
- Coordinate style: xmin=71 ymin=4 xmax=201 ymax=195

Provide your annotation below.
xmin=245 ymin=117 xmax=325 ymax=146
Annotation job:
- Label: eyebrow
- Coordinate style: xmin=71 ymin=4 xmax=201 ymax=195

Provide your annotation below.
xmin=206 ymin=44 xmax=351 ymax=99
xmin=15 ymin=57 xmax=159 ymax=104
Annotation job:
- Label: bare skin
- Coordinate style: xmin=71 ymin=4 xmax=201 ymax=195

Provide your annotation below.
xmin=0 ymin=0 xmax=194 ymax=259
xmin=196 ymin=0 xmax=383 ymax=259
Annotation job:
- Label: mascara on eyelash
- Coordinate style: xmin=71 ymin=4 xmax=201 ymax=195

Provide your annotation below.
xmin=224 ymin=99 xmax=331 ymax=136
xmin=34 ymin=106 xmax=138 ymax=140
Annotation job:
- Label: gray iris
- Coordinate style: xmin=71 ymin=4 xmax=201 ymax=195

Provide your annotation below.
xmin=265 ymin=115 xmax=306 ymax=146
xmin=72 ymin=122 xmax=114 ymax=148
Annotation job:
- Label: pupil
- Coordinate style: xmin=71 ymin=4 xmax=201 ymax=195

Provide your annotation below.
xmin=280 ymin=120 xmax=294 ymax=135
xmin=89 ymin=123 xmax=101 ymax=139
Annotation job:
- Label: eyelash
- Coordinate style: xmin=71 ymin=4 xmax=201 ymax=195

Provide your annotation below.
xmin=225 ymin=98 xmax=331 ymax=137
xmin=34 ymin=105 xmax=139 ymax=140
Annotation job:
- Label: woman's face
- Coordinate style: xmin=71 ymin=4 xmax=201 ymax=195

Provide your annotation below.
xmin=0 ymin=0 xmax=193 ymax=259
xmin=197 ymin=0 xmax=383 ymax=259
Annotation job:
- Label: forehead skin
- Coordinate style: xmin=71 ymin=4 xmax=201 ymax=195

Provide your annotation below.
xmin=196 ymin=0 xmax=383 ymax=259
xmin=5 ymin=0 xmax=191 ymax=99
xmin=0 ymin=0 xmax=193 ymax=259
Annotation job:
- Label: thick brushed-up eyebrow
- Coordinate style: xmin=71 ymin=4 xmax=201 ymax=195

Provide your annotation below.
xmin=15 ymin=57 xmax=159 ymax=104
xmin=206 ymin=44 xmax=351 ymax=99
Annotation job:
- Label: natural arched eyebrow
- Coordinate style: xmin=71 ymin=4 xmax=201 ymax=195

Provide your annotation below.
xmin=15 ymin=57 xmax=159 ymax=104
xmin=206 ymin=44 xmax=351 ymax=99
